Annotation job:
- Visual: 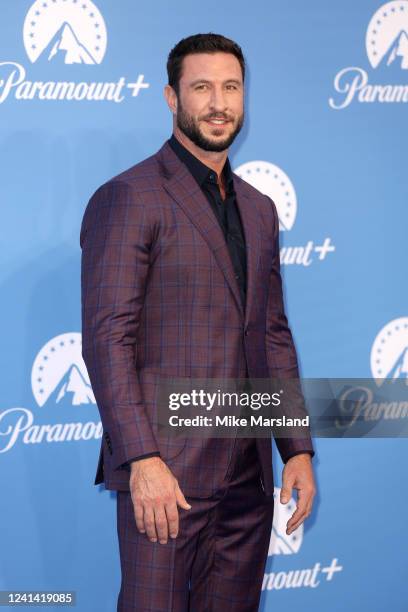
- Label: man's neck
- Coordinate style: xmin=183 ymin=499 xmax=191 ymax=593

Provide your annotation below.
xmin=173 ymin=127 xmax=228 ymax=181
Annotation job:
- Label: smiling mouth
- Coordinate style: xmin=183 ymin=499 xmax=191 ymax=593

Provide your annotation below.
xmin=204 ymin=118 xmax=231 ymax=126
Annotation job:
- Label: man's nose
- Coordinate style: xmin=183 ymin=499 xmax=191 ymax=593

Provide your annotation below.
xmin=208 ymin=86 xmax=228 ymax=112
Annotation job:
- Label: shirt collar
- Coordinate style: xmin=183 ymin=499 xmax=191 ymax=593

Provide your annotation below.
xmin=168 ymin=134 xmax=234 ymax=192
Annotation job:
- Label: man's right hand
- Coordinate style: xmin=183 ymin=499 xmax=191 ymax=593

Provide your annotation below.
xmin=129 ymin=456 xmax=191 ymax=544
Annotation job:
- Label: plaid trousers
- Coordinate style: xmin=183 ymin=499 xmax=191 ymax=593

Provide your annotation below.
xmin=116 ymin=437 xmax=274 ymax=611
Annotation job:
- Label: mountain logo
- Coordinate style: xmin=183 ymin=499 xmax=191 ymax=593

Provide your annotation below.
xmin=366 ymin=1 xmax=408 ymax=69
xmin=31 ymin=332 xmax=95 ymax=407
xmin=268 ymin=487 xmax=304 ymax=555
xmin=234 ymin=161 xmax=297 ymax=231
xmin=23 ymin=0 xmax=107 ymax=65
xmin=370 ymin=317 xmax=408 ymax=385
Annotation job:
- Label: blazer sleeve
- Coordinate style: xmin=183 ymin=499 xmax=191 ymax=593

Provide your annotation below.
xmin=80 ymin=179 xmax=160 ymax=472
xmin=265 ymin=196 xmax=315 ymax=464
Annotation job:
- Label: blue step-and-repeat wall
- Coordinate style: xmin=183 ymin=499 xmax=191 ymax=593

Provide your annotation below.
xmin=1 ymin=1 xmax=407 ymax=610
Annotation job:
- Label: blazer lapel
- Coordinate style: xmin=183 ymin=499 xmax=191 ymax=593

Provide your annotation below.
xmin=233 ymin=181 xmax=261 ymax=329
xmin=160 ymin=142 xmax=261 ymax=323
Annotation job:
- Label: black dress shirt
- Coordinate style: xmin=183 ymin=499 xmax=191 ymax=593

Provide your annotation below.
xmin=168 ymin=134 xmax=247 ymax=306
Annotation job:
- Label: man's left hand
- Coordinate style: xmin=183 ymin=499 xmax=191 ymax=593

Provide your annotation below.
xmin=280 ymin=453 xmax=316 ymax=535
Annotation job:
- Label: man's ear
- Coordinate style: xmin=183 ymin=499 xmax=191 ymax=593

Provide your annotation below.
xmin=164 ymin=84 xmax=178 ymax=115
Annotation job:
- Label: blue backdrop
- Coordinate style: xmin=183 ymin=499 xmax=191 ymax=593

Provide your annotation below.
xmin=1 ymin=1 xmax=407 ymax=610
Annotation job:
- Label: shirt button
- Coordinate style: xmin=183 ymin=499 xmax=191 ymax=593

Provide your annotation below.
xmin=245 ymin=330 xmax=249 ymax=336
xmin=235 ymin=274 xmax=240 ymax=280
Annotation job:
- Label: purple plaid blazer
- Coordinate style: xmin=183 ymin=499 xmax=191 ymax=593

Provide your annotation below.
xmin=80 ymin=141 xmax=314 ymax=497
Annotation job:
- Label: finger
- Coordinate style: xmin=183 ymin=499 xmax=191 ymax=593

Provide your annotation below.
xmin=296 ymin=487 xmax=314 ymax=518
xmin=165 ymin=499 xmax=179 ymax=539
xmin=280 ymin=477 xmax=294 ymax=504
xmin=153 ymin=504 xmax=169 ymax=544
xmin=143 ymin=505 xmax=157 ymax=542
xmin=175 ymin=482 xmax=192 ymax=510
xmin=133 ymin=500 xmax=145 ymax=534
xmin=286 ymin=501 xmax=307 ymax=532
xmin=287 ymin=512 xmax=308 ymax=534
xmin=295 ymin=488 xmax=309 ymax=514
xmin=286 ymin=513 xmax=307 ymax=534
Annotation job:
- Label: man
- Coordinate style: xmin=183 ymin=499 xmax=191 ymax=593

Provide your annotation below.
xmin=80 ymin=33 xmax=316 ymax=611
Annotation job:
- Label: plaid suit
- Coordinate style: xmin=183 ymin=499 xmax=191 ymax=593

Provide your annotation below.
xmin=80 ymin=141 xmax=314 ymax=497
xmin=80 ymin=141 xmax=314 ymax=609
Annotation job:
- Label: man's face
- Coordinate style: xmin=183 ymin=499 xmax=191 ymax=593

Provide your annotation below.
xmin=175 ymin=52 xmax=244 ymax=152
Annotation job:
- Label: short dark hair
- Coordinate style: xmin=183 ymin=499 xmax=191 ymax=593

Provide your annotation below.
xmin=167 ymin=33 xmax=245 ymax=95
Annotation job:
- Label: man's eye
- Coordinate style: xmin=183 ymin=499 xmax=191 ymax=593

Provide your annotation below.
xmin=195 ymin=84 xmax=207 ymax=90
xmin=226 ymin=85 xmax=238 ymax=90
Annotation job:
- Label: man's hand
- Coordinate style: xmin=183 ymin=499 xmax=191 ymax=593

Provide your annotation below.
xmin=280 ymin=453 xmax=316 ymax=535
xmin=129 ymin=456 xmax=191 ymax=544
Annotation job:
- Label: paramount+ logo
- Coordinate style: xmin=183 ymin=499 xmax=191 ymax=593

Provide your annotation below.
xmin=330 ymin=1 xmax=408 ymax=109
xmin=0 ymin=0 xmax=149 ymax=104
xmin=0 ymin=332 xmax=102 ymax=454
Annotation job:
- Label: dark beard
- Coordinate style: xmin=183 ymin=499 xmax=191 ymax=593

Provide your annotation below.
xmin=176 ymin=99 xmax=244 ymax=152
